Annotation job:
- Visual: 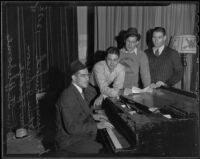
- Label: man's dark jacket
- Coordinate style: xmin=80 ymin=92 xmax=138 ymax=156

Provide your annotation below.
xmin=55 ymin=84 xmax=97 ymax=151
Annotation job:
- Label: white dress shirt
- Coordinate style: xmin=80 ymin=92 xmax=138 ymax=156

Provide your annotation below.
xmin=72 ymin=83 xmax=84 ymax=99
xmin=153 ymin=45 xmax=165 ymax=56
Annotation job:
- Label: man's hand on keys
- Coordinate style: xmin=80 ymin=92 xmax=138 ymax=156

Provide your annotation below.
xmin=97 ymin=121 xmax=114 ymax=129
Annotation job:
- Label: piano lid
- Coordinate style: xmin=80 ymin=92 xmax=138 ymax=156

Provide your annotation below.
xmin=122 ymin=87 xmax=198 ymax=114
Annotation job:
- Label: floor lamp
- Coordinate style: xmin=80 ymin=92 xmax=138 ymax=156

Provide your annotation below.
xmin=169 ymin=35 xmax=197 ymax=91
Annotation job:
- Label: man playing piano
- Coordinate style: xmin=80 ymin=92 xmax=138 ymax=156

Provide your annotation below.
xmin=55 ymin=60 xmax=113 ymax=154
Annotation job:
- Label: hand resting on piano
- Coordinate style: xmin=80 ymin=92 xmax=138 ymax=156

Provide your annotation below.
xmin=123 ymin=86 xmax=153 ymax=96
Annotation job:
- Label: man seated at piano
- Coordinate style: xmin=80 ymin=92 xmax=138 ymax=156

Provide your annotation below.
xmin=55 ymin=60 xmax=113 ymax=154
xmin=88 ymin=47 xmax=126 ymax=108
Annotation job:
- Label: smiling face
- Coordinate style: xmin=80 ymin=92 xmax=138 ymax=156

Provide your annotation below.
xmin=106 ymin=53 xmax=119 ymax=72
xmin=72 ymin=68 xmax=89 ymax=88
xmin=125 ymin=36 xmax=139 ymax=52
xmin=152 ymin=31 xmax=166 ymax=48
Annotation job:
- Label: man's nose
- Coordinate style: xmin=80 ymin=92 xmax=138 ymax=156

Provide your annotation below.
xmin=111 ymin=61 xmax=115 ymax=65
xmin=86 ymin=76 xmax=89 ymax=81
xmin=155 ymin=38 xmax=159 ymax=42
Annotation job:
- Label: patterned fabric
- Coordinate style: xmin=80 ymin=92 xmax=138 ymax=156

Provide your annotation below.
xmin=145 ymin=46 xmax=184 ymax=86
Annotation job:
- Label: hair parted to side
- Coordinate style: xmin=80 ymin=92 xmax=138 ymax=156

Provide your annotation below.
xmin=105 ymin=47 xmax=120 ymax=57
xmin=153 ymin=27 xmax=166 ymax=36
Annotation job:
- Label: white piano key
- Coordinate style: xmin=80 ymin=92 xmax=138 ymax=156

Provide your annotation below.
xmin=106 ymin=128 xmax=122 ymax=149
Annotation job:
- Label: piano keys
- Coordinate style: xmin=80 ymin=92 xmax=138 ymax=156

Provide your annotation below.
xmin=100 ymin=127 xmax=139 ymax=154
xmin=105 ymin=128 xmax=123 ymax=149
xmin=100 ymin=86 xmax=199 ymax=156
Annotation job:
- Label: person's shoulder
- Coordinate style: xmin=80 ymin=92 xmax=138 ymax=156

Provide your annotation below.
xmin=165 ymin=47 xmax=179 ymax=56
xmin=92 ymin=60 xmax=106 ymax=72
xmin=165 ymin=46 xmax=177 ymax=53
xmin=94 ymin=60 xmax=106 ymax=68
xmin=57 ymin=85 xmax=73 ymax=104
xmin=144 ymin=48 xmax=151 ymax=53
xmin=138 ymin=49 xmax=148 ymax=57
xmin=117 ymin=63 xmax=125 ymax=70
xmin=60 ymin=84 xmax=75 ymax=97
xmin=57 ymin=84 xmax=78 ymax=108
xmin=138 ymin=49 xmax=146 ymax=55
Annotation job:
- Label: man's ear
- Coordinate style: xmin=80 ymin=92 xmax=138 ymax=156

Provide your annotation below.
xmin=72 ymin=74 xmax=76 ymax=81
xmin=163 ymin=35 xmax=167 ymax=41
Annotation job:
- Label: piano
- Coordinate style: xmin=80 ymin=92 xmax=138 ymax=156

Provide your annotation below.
xmin=99 ymin=86 xmax=199 ymax=156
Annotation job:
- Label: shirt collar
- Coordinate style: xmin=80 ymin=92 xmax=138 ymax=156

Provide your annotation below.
xmin=122 ymin=47 xmax=137 ymax=55
xmin=153 ymin=45 xmax=165 ymax=55
xmin=133 ymin=48 xmax=137 ymax=55
xmin=72 ymin=82 xmax=83 ymax=94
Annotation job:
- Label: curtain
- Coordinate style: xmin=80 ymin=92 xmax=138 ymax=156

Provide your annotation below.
xmin=3 ymin=3 xmax=78 ymax=133
xmin=94 ymin=3 xmax=197 ymax=92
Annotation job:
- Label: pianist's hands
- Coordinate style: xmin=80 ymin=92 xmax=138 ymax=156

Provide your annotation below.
xmin=93 ymin=114 xmax=108 ymax=122
xmin=97 ymin=121 xmax=114 ymax=129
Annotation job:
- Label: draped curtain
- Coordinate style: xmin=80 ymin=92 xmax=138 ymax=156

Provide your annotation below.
xmin=94 ymin=3 xmax=198 ymax=92
xmin=3 ymin=3 xmax=78 ymax=132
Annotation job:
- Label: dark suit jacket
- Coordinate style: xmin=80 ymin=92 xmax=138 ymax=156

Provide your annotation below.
xmin=55 ymin=84 xmax=97 ymax=150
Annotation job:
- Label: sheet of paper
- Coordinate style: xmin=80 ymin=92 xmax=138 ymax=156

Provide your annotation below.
xmin=131 ymin=86 xmax=153 ymax=93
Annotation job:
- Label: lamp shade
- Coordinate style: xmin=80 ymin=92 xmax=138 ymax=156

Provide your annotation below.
xmin=169 ymin=35 xmax=196 ymax=54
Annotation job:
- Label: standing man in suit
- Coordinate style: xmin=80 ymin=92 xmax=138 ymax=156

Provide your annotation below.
xmin=145 ymin=27 xmax=183 ymax=87
xmin=55 ymin=60 xmax=113 ymax=154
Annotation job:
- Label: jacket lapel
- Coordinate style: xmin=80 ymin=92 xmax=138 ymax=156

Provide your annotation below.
xmin=71 ymin=84 xmax=91 ymax=115
xmin=160 ymin=46 xmax=167 ymax=56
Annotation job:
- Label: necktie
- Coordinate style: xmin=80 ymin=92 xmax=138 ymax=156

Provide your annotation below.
xmin=80 ymin=92 xmax=85 ymax=100
xmin=155 ymin=49 xmax=160 ymax=56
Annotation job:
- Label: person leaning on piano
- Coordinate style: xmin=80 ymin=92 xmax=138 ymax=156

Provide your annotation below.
xmin=86 ymin=47 xmax=126 ymax=109
xmin=84 ymin=46 xmax=153 ymax=108
xmin=55 ymin=60 xmax=113 ymax=154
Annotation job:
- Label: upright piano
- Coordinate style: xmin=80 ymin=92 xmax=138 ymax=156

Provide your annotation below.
xmin=100 ymin=86 xmax=199 ymax=156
